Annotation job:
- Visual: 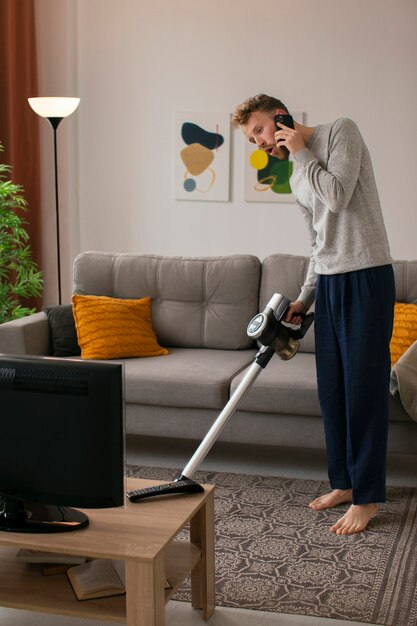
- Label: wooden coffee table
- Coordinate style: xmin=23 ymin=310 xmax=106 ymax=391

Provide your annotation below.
xmin=0 ymin=477 xmax=215 ymax=625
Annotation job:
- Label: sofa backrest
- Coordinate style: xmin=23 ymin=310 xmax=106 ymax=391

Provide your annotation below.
xmin=73 ymin=252 xmax=261 ymax=350
xmin=260 ymin=254 xmax=417 ymax=354
xmin=393 ymin=260 xmax=417 ymax=304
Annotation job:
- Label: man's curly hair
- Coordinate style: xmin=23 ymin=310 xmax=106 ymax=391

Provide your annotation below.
xmin=231 ymin=94 xmax=289 ymax=127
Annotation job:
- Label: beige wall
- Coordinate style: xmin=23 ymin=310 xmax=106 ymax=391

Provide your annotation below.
xmin=35 ymin=0 xmax=417 ymax=303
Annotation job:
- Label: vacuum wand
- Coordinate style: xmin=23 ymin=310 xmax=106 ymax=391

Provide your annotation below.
xmin=179 ymin=360 xmax=264 ymax=480
xmin=127 ymin=293 xmax=314 ymax=502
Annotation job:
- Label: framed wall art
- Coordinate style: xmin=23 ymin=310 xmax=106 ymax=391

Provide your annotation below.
xmin=174 ymin=112 xmax=231 ymax=202
xmin=244 ymin=112 xmax=305 ymax=203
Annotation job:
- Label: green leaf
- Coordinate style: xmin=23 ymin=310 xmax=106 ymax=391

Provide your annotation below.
xmin=0 ymin=143 xmax=43 ymax=323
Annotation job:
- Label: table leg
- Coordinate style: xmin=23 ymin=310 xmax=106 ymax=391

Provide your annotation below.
xmin=125 ymin=553 xmax=166 ymax=626
xmin=190 ymin=488 xmax=215 ymax=620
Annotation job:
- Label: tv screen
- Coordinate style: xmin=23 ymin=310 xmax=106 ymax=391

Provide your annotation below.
xmin=0 ymin=355 xmax=125 ymax=533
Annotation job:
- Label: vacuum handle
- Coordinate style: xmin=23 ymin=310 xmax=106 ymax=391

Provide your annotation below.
xmin=287 ymin=312 xmax=314 ymax=340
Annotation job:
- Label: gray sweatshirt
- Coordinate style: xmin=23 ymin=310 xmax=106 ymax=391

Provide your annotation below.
xmin=290 ymin=118 xmax=392 ymax=309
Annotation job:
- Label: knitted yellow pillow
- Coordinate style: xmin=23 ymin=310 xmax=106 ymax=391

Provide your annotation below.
xmin=390 ymin=302 xmax=417 ymax=366
xmin=71 ymin=294 xmax=168 ymax=360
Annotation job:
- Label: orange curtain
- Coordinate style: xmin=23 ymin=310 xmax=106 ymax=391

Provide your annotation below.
xmin=0 ymin=0 xmax=42 ymax=309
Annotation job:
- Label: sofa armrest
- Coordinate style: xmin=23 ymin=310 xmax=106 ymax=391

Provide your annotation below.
xmin=0 ymin=312 xmax=51 ymax=356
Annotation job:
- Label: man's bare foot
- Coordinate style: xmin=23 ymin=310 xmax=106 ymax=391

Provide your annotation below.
xmin=309 ymin=489 xmax=352 ymax=510
xmin=330 ymin=503 xmax=378 ymax=535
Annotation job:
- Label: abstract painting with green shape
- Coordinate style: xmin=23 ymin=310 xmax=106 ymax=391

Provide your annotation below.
xmin=258 ymin=157 xmax=293 ymax=194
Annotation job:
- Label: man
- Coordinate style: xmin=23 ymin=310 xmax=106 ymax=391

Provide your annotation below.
xmin=232 ymin=94 xmax=395 ymax=535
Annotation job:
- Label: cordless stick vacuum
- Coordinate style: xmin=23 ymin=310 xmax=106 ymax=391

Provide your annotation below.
xmin=127 ymin=293 xmax=314 ymax=502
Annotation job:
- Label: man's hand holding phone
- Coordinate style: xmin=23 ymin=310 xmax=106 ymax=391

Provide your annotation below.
xmin=274 ymin=114 xmax=306 ymax=156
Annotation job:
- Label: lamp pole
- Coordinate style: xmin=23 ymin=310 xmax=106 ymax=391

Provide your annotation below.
xmin=48 ymin=117 xmax=64 ymax=305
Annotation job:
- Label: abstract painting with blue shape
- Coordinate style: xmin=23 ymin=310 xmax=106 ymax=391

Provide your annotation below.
xmin=174 ymin=113 xmax=231 ymax=202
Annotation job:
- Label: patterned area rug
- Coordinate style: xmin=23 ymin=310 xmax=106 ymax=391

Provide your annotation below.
xmin=127 ymin=465 xmax=417 ymax=626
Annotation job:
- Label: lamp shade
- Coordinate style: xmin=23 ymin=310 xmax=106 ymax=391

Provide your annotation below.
xmin=28 ymin=97 xmax=80 ymax=118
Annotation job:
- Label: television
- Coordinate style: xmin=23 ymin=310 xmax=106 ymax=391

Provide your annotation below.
xmin=0 ymin=354 xmax=125 ymax=533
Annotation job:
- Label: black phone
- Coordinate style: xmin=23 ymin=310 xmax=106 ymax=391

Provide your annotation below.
xmin=274 ymin=114 xmax=294 ymax=130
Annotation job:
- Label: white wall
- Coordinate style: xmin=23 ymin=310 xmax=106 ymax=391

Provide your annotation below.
xmin=36 ymin=0 xmax=417 ymax=303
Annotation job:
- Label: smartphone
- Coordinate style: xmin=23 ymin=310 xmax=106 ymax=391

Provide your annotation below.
xmin=274 ymin=114 xmax=294 ymax=130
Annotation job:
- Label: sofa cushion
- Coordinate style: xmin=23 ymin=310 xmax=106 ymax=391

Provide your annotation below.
xmin=390 ymin=302 xmax=417 ymax=365
xmin=73 ymin=252 xmax=261 ymax=350
xmin=123 ymin=347 xmax=256 ymax=409
xmin=44 ymin=304 xmax=81 ymax=357
xmin=230 ymin=352 xmax=321 ymax=416
xmin=72 ymin=294 xmax=168 ymax=359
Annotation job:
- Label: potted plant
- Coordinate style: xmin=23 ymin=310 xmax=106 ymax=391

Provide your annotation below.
xmin=0 ymin=142 xmax=43 ymax=323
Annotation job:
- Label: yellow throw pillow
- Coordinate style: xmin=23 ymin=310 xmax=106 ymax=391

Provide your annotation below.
xmin=71 ymin=294 xmax=168 ymax=360
xmin=390 ymin=302 xmax=417 ymax=366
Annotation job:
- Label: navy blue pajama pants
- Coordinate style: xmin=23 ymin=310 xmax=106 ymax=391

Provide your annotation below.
xmin=314 ymin=265 xmax=395 ymax=504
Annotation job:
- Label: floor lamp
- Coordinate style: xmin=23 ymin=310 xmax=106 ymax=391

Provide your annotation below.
xmin=28 ymin=97 xmax=80 ymax=305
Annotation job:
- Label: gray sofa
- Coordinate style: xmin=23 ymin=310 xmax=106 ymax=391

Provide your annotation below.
xmin=1 ymin=251 xmax=416 ymax=456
